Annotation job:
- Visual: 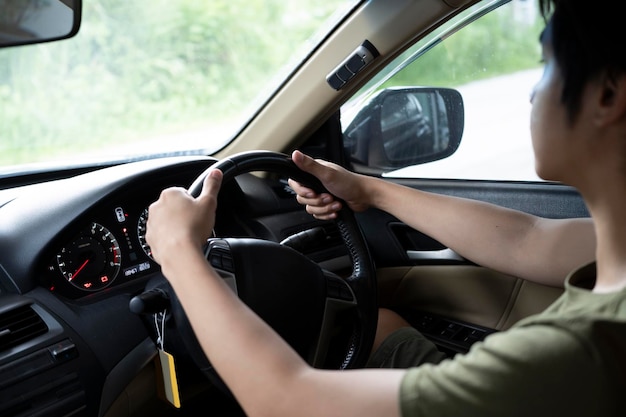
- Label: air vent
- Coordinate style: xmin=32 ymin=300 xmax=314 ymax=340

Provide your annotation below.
xmin=0 ymin=371 xmax=85 ymax=417
xmin=0 ymin=305 xmax=48 ymax=352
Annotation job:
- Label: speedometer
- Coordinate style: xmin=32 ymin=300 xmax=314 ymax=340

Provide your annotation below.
xmin=56 ymin=222 xmax=122 ymax=291
xmin=137 ymin=206 xmax=216 ymax=262
xmin=136 ymin=207 xmax=153 ymax=260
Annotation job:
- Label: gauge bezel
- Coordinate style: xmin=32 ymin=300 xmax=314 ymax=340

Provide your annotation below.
xmin=136 ymin=207 xmax=154 ymax=261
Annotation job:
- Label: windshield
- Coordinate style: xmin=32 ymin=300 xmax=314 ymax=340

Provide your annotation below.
xmin=0 ymin=0 xmax=357 ymax=177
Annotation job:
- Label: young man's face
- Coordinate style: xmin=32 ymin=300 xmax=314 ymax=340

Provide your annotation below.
xmin=529 ymin=23 xmax=575 ymax=183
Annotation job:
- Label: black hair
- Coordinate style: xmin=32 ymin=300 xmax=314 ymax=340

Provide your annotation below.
xmin=538 ymin=0 xmax=626 ymax=121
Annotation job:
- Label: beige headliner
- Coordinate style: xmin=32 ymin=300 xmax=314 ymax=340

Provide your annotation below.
xmin=214 ymin=0 xmax=479 ymax=159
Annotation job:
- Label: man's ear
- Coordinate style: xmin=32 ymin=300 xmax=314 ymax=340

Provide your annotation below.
xmin=595 ymin=72 xmax=626 ymax=125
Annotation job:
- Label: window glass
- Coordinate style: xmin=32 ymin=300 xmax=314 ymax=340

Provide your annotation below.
xmin=342 ymin=0 xmax=545 ymax=181
xmin=0 ymin=0 xmax=357 ymax=176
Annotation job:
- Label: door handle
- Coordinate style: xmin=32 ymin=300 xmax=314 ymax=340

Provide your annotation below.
xmin=406 ymin=248 xmax=464 ymax=262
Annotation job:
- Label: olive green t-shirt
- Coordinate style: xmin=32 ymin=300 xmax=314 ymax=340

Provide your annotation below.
xmin=400 ymin=263 xmax=625 ymax=417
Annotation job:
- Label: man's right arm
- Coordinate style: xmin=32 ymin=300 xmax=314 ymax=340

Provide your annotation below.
xmin=290 ymin=150 xmax=595 ymax=286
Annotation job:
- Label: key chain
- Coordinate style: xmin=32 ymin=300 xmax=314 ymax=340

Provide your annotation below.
xmin=154 ymin=309 xmax=181 ymax=408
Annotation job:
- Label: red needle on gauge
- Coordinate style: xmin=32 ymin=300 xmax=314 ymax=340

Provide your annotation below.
xmin=70 ymin=259 xmax=90 ymax=281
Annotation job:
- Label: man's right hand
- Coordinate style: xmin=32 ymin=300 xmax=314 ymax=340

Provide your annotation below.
xmin=288 ymin=150 xmax=371 ymax=220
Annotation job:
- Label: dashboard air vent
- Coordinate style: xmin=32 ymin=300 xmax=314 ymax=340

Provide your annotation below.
xmin=0 ymin=305 xmax=48 ymax=352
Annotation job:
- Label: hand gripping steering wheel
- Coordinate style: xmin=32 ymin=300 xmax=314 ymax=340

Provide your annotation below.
xmin=163 ymin=151 xmax=377 ymax=392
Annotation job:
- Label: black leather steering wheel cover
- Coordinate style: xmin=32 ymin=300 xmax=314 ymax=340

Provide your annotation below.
xmin=189 ymin=150 xmax=378 ymax=369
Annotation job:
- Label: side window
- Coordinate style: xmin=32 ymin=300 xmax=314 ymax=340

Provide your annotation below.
xmin=341 ymin=0 xmax=544 ymax=181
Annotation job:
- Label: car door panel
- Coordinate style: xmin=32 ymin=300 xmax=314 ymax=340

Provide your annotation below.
xmin=377 ymin=266 xmax=563 ymax=330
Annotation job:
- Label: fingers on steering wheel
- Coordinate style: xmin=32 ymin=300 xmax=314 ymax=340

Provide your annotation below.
xmin=287 ymin=178 xmax=312 ymax=197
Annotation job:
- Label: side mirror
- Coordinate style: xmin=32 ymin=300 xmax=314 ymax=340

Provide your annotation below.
xmin=0 ymin=0 xmax=81 ymax=48
xmin=343 ymin=87 xmax=464 ymax=170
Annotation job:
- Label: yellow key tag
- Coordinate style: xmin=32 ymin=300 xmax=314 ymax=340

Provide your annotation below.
xmin=155 ymin=348 xmax=181 ymax=408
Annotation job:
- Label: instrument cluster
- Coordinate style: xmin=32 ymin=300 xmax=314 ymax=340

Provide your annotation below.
xmin=44 ymin=197 xmax=160 ymax=299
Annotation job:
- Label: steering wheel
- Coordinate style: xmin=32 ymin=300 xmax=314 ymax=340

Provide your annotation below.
xmin=148 ymin=151 xmax=377 ymax=392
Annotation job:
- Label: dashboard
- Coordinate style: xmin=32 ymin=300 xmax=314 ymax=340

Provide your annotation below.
xmin=31 ymin=156 xmax=336 ymax=300
xmin=0 ymin=155 xmax=345 ymax=416
xmin=0 ymin=157 xmax=219 ymax=416
xmin=1 ymin=157 xmax=215 ymax=300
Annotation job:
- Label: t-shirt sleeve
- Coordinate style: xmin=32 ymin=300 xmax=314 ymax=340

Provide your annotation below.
xmin=399 ymin=324 xmax=610 ymax=417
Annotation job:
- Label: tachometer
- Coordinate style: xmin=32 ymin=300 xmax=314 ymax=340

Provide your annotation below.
xmin=56 ymin=222 xmax=122 ymax=291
